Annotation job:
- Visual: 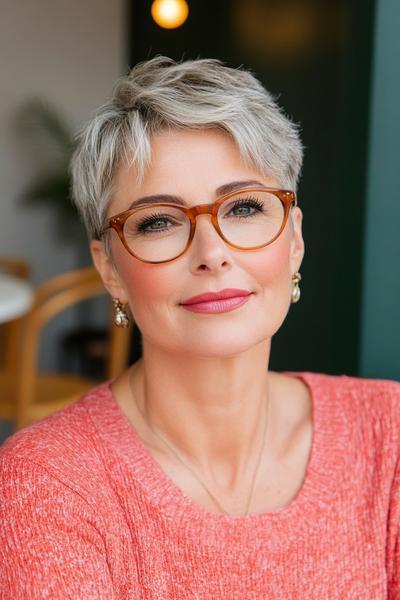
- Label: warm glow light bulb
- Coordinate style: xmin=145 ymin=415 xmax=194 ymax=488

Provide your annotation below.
xmin=151 ymin=0 xmax=189 ymax=29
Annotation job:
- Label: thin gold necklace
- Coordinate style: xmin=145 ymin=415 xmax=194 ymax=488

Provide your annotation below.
xmin=129 ymin=369 xmax=271 ymax=516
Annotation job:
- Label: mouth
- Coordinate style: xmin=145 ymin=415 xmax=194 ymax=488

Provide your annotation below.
xmin=180 ymin=288 xmax=252 ymax=306
xmin=179 ymin=288 xmax=253 ymax=314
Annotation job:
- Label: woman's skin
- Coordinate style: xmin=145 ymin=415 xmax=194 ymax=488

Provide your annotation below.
xmin=91 ymin=128 xmax=313 ymax=515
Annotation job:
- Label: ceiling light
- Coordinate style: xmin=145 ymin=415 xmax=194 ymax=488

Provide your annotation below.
xmin=151 ymin=0 xmax=189 ymax=30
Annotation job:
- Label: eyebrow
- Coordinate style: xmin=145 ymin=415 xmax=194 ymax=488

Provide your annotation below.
xmin=126 ymin=180 xmax=267 ymax=210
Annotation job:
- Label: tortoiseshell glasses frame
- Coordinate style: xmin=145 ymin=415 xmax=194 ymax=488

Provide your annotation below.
xmin=99 ymin=187 xmax=297 ymax=264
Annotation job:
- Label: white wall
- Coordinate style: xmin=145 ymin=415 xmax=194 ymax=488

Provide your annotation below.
xmin=0 ymin=0 xmax=126 ymax=282
xmin=0 ymin=0 xmax=126 ymax=376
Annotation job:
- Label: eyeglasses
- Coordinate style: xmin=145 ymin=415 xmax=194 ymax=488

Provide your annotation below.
xmin=100 ymin=187 xmax=297 ymax=264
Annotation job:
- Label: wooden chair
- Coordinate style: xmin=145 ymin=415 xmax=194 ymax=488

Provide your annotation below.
xmin=0 ymin=257 xmax=30 ymax=279
xmin=0 ymin=266 xmax=132 ymax=432
xmin=0 ymin=257 xmax=31 ymax=373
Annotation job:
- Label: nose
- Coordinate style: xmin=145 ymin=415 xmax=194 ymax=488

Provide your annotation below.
xmin=188 ymin=213 xmax=232 ymax=272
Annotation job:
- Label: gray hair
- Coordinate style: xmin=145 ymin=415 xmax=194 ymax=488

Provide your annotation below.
xmin=70 ymin=55 xmax=303 ymax=240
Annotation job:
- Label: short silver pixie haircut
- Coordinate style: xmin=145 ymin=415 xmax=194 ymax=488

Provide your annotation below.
xmin=70 ymin=56 xmax=303 ymax=241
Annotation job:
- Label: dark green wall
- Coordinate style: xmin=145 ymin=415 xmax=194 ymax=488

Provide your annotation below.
xmin=360 ymin=0 xmax=400 ymax=380
xmin=128 ymin=0 xmax=376 ymax=376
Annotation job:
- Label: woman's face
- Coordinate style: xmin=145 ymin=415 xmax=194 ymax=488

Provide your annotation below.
xmin=91 ymin=128 xmax=304 ymax=358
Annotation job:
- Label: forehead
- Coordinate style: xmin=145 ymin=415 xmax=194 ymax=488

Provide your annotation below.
xmin=110 ymin=129 xmax=278 ymax=214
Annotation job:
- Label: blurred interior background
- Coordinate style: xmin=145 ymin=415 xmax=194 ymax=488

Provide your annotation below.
xmin=0 ymin=0 xmax=399 ymax=440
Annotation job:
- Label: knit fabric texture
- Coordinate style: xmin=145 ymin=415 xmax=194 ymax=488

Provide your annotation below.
xmin=0 ymin=372 xmax=399 ymax=599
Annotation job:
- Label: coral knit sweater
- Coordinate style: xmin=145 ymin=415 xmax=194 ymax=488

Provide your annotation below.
xmin=0 ymin=372 xmax=399 ymax=599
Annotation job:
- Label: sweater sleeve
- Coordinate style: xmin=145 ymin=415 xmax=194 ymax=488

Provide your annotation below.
xmin=388 ymin=454 xmax=400 ymax=598
xmin=0 ymin=456 xmax=116 ymax=600
xmin=386 ymin=379 xmax=400 ymax=598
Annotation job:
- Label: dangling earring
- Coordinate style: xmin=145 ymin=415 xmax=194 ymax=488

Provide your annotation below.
xmin=291 ymin=272 xmax=302 ymax=304
xmin=112 ymin=298 xmax=130 ymax=327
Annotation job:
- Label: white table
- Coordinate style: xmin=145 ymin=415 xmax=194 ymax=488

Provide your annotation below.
xmin=0 ymin=273 xmax=34 ymax=324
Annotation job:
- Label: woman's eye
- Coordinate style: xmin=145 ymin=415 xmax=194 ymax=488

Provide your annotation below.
xmin=136 ymin=214 xmax=175 ymax=233
xmin=232 ymin=204 xmax=252 ymax=215
xmin=141 ymin=218 xmax=169 ymax=230
xmin=230 ymin=199 xmax=264 ymax=216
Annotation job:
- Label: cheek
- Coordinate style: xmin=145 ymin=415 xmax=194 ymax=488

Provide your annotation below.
xmin=245 ymin=233 xmax=292 ymax=293
xmin=115 ymin=248 xmax=174 ymax=313
xmin=243 ymin=234 xmax=293 ymax=339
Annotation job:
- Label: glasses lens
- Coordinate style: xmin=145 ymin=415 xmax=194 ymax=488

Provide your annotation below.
xmin=122 ymin=191 xmax=286 ymax=262
xmin=217 ymin=190 xmax=285 ymax=248
xmin=123 ymin=205 xmax=191 ymax=262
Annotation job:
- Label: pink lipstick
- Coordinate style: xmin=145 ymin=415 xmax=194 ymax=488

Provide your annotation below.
xmin=180 ymin=288 xmax=252 ymax=314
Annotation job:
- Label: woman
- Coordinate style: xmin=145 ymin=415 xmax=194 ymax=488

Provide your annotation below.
xmin=1 ymin=56 xmax=399 ymax=599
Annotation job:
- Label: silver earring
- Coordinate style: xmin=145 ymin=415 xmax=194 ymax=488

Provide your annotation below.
xmin=112 ymin=298 xmax=130 ymax=327
xmin=291 ymin=272 xmax=302 ymax=304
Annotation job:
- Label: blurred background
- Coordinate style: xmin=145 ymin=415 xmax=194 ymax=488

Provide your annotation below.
xmin=0 ymin=0 xmax=398 ymax=441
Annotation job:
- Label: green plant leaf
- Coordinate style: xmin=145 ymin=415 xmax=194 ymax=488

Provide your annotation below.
xmin=15 ymin=99 xmax=75 ymax=156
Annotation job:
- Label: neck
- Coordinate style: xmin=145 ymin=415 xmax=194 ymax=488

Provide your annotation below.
xmin=129 ymin=339 xmax=274 ymax=490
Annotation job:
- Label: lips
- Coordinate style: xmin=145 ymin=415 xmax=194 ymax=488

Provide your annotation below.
xmin=180 ymin=288 xmax=252 ymax=306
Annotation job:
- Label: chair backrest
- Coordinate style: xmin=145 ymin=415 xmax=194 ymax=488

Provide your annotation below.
xmin=0 ymin=257 xmax=31 ymax=372
xmin=0 ymin=257 xmax=30 ymax=279
xmin=14 ymin=266 xmax=132 ymax=421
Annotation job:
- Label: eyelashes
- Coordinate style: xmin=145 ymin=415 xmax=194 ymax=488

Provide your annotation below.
xmin=134 ymin=197 xmax=266 ymax=234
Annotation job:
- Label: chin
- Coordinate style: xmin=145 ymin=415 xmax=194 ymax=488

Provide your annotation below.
xmin=171 ymin=325 xmax=275 ymax=358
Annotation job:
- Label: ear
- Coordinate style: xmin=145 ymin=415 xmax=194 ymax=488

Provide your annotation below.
xmin=90 ymin=239 xmax=129 ymax=303
xmin=289 ymin=206 xmax=305 ymax=274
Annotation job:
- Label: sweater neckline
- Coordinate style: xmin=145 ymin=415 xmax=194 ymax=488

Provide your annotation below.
xmin=92 ymin=371 xmax=345 ymax=528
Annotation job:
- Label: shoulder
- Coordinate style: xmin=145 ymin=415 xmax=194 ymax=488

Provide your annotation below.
xmin=305 ymin=371 xmax=400 ymax=412
xmin=297 ymin=371 xmax=400 ymax=449
xmin=295 ymin=370 xmax=399 ymax=406
xmin=0 ymin=383 xmax=129 ymax=597
xmin=0 ymin=382 xmax=113 ymax=492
